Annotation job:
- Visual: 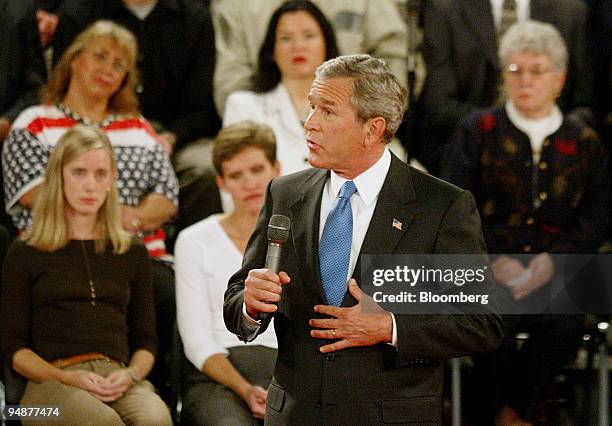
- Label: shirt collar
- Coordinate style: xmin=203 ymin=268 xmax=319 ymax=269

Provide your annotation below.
xmin=329 ymin=148 xmax=391 ymax=207
xmin=505 ymin=100 xmax=563 ymax=134
xmin=57 ymin=104 xmax=116 ymax=128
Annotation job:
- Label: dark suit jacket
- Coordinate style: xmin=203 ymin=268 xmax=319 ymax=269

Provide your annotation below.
xmin=224 ymin=154 xmax=503 ymax=425
xmin=0 ymin=0 xmax=47 ymax=235
xmin=586 ymin=0 xmax=612 ymax=130
xmin=0 ymin=0 xmax=46 ymax=123
xmin=416 ymin=0 xmax=592 ymax=174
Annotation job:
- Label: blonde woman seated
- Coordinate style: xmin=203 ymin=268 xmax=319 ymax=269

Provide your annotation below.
xmin=0 ymin=125 xmax=172 ymax=425
xmin=1 ymin=20 xmax=179 ymax=399
xmin=175 ymin=121 xmax=279 ymax=425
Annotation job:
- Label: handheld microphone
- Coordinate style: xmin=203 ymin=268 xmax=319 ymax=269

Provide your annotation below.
xmin=259 ymin=214 xmax=291 ymax=321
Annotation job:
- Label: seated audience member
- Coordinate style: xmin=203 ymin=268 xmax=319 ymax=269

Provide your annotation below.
xmin=586 ymin=0 xmax=612 ymax=149
xmin=212 ymin=0 xmax=408 ymax=116
xmin=175 ymin=121 xmax=279 ymax=425
xmin=35 ymin=0 xmax=62 ymax=75
xmin=181 ymin=0 xmax=339 ymax=227
xmin=223 ymin=0 xmax=338 ymax=176
xmin=2 ymin=20 xmax=179 ymax=401
xmin=53 ymin=0 xmax=220 ymax=155
xmin=51 ymin=0 xmax=221 ymax=237
xmin=417 ymin=0 xmax=593 ymax=175
xmin=0 ymin=125 xmax=172 ymax=425
xmin=0 ymin=0 xmax=48 ymax=142
xmin=440 ymin=21 xmax=610 ymax=425
xmin=0 ymin=0 xmax=45 ymax=236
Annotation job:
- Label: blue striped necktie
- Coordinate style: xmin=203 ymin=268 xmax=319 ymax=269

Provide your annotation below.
xmin=319 ymin=181 xmax=357 ymax=306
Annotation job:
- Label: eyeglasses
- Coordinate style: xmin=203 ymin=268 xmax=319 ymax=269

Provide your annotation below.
xmin=503 ymin=63 xmax=555 ymax=78
xmin=86 ymin=49 xmax=129 ymax=74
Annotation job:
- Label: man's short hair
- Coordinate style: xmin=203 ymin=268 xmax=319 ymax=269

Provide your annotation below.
xmin=213 ymin=121 xmax=277 ymax=176
xmin=315 ymin=54 xmax=406 ymax=142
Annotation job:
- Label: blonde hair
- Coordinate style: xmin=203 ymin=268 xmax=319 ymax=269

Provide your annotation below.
xmin=42 ymin=20 xmax=140 ymax=115
xmin=26 ymin=125 xmax=132 ymax=254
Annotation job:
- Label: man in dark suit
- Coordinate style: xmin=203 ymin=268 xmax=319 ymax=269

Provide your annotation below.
xmin=586 ymin=0 xmax=612 ymax=150
xmin=415 ymin=0 xmax=593 ymax=175
xmin=0 ymin=0 xmax=49 ymax=236
xmin=0 ymin=0 xmax=47 ymax=137
xmin=224 ymin=54 xmax=503 ymax=425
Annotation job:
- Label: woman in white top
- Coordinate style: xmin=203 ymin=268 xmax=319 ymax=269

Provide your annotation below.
xmin=223 ymin=0 xmax=338 ymax=176
xmin=175 ymin=121 xmax=280 ymax=425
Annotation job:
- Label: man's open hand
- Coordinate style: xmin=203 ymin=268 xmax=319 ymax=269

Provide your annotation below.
xmin=309 ymin=279 xmax=393 ymax=353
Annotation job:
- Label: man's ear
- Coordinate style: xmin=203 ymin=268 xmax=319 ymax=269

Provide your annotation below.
xmin=215 ymin=174 xmax=226 ymax=191
xmin=364 ymin=116 xmax=387 ymax=146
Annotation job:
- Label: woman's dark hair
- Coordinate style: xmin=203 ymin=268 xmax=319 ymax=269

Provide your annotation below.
xmin=252 ymin=0 xmax=339 ymax=93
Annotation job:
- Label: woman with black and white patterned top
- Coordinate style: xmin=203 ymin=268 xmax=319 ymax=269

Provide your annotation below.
xmin=2 ymin=20 xmax=179 ymax=401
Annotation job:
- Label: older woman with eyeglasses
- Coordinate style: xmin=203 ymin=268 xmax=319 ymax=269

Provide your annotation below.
xmin=441 ymin=21 xmax=610 ymax=425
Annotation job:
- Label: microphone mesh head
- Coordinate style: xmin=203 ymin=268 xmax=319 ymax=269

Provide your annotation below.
xmin=268 ymin=214 xmax=291 ymax=243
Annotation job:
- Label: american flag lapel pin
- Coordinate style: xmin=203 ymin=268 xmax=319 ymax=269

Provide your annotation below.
xmin=392 ymin=218 xmax=403 ymax=230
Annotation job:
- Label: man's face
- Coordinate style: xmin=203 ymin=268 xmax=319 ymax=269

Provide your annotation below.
xmin=304 ymin=77 xmax=368 ymax=178
xmin=36 ymin=9 xmax=58 ymax=48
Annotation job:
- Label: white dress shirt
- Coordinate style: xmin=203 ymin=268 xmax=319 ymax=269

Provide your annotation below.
xmin=490 ymin=0 xmax=530 ymax=29
xmin=124 ymin=3 xmax=157 ymax=20
xmin=319 ymin=148 xmax=391 ymax=280
xmin=245 ymin=149 xmax=398 ymax=345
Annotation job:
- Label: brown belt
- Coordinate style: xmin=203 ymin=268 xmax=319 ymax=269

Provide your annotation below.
xmin=53 ymin=352 xmax=120 ymax=368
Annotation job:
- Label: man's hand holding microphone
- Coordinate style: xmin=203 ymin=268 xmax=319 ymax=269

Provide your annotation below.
xmin=242 ymin=214 xmax=392 ymax=351
xmin=244 ymin=215 xmax=291 ymax=320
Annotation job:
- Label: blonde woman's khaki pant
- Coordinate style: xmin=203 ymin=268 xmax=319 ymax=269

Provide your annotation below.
xmin=20 ymin=359 xmax=172 ymax=426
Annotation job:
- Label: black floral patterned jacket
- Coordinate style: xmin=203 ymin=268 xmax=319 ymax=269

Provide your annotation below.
xmin=441 ymin=107 xmax=610 ymax=255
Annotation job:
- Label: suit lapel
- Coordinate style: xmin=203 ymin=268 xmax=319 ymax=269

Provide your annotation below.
xmin=346 ymin=155 xmax=416 ymax=305
xmin=294 ymin=156 xmax=418 ymax=307
xmin=458 ymin=0 xmax=498 ymax=62
xmin=289 ymin=170 xmax=328 ymax=306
